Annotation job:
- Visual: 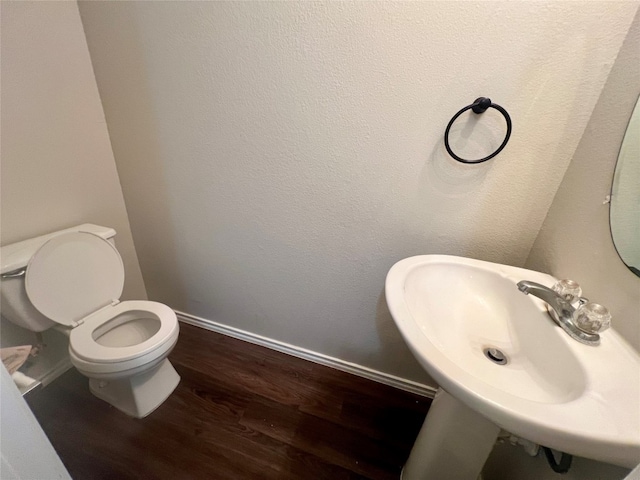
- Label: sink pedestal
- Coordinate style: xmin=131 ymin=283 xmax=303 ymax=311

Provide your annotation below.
xmin=403 ymin=389 xmax=499 ymax=480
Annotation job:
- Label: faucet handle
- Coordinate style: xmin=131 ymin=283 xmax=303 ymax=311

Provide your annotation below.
xmin=552 ymin=279 xmax=582 ymax=303
xmin=574 ymin=302 xmax=611 ymax=334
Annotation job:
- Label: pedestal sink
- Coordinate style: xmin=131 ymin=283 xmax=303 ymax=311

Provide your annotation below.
xmin=385 ymin=255 xmax=640 ymax=479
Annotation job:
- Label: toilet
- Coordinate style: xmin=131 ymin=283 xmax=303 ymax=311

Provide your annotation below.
xmin=0 ymin=224 xmax=180 ymax=418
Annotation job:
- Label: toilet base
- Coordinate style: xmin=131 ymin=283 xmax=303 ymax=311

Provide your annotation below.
xmin=89 ymin=359 xmax=180 ymax=418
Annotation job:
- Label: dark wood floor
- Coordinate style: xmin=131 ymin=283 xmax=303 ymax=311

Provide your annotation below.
xmin=27 ymin=323 xmax=431 ymax=479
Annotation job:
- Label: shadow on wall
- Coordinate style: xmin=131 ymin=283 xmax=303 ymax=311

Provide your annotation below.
xmin=81 ymin=8 xmax=189 ymax=309
xmin=422 ymin=123 xmax=491 ymax=199
xmin=374 ymin=289 xmax=434 ymax=385
xmin=416 ymin=127 xmax=497 ymax=259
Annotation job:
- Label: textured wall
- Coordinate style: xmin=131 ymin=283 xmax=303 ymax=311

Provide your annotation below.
xmin=1 ymin=1 xmax=146 ymax=302
xmin=483 ymin=442 xmax=630 ymax=480
xmin=79 ymin=1 xmax=635 ymax=384
xmin=527 ymin=12 xmax=640 ymax=353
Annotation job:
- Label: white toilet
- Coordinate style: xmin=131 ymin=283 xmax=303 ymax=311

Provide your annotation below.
xmin=0 ymin=224 xmax=180 ymax=418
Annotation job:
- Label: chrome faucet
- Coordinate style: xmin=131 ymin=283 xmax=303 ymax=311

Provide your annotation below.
xmin=516 ymin=280 xmax=601 ymax=346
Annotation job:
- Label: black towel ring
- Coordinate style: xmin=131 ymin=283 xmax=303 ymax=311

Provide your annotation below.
xmin=444 ymin=97 xmax=512 ymax=164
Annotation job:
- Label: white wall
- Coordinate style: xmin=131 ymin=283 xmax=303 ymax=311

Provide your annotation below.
xmin=0 ymin=1 xmax=146 ymax=302
xmin=79 ymin=1 xmax=636 ymax=384
xmin=527 ymin=11 xmax=640 ymax=353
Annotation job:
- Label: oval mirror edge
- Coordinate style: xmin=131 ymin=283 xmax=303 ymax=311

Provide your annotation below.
xmin=609 ymin=93 xmax=640 ymax=277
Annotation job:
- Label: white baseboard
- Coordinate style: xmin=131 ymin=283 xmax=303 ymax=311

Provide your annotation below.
xmin=175 ymin=310 xmax=437 ymax=398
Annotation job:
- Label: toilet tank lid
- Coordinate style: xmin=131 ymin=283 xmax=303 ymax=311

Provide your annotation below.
xmin=0 ymin=224 xmax=116 ymax=274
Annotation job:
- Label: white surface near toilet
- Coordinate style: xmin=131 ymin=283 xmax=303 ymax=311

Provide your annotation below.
xmin=0 ymin=225 xmax=181 ymax=418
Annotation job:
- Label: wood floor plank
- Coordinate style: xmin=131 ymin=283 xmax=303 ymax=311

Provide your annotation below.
xmin=240 ymin=396 xmax=407 ymax=480
xmin=172 ymin=326 xmax=344 ymax=414
xmin=26 ymin=323 xmax=431 ymax=479
xmin=171 ymin=365 xmax=372 ymax=479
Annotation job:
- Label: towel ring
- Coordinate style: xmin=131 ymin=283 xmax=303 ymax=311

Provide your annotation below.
xmin=444 ymin=97 xmax=512 ymax=164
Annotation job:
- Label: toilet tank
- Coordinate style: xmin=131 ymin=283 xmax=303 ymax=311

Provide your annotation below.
xmin=0 ymin=224 xmax=117 ymax=332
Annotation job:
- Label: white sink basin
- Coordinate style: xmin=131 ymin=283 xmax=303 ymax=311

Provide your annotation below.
xmin=386 ymin=255 xmax=640 ymax=470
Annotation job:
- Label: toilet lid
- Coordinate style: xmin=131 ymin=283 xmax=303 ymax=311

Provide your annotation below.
xmin=25 ymin=232 xmax=124 ymax=326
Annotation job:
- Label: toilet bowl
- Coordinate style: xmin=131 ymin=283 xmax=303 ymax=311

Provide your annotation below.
xmin=67 ymin=300 xmax=180 ymax=418
xmin=0 ymin=225 xmax=180 ymax=418
xmin=69 ymin=301 xmax=179 ymax=378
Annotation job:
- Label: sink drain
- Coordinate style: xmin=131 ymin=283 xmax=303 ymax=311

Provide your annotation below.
xmin=483 ymin=347 xmax=508 ymax=365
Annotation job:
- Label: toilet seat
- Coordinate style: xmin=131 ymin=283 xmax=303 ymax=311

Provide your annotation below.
xmin=25 ymin=232 xmax=179 ymax=371
xmin=70 ymin=300 xmax=178 ymax=364
xmin=69 ymin=300 xmax=179 ymax=376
